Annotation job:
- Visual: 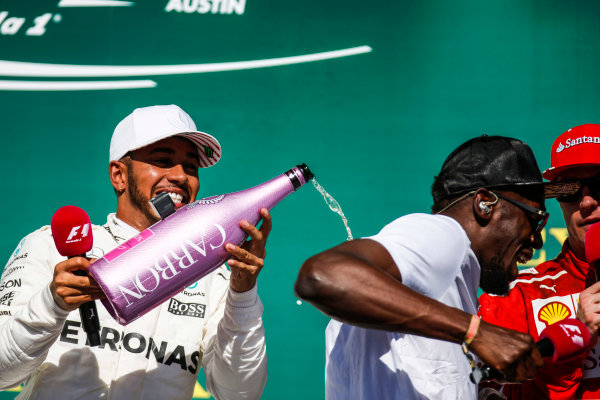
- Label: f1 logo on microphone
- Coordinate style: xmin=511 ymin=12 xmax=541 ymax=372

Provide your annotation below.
xmin=560 ymin=322 xmax=585 ymax=347
xmin=66 ymin=224 xmax=90 ymax=243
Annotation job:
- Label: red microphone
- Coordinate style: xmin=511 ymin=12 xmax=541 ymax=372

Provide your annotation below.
xmin=51 ymin=206 xmax=93 ymax=256
xmin=538 ymin=318 xmax=591 ymax=363
xmin=50 ymin=206 xmax=100 ymax=346
xmin=585 ymin=222 xmax=600 ymax=281
xmin=472 ymin=318 xmax=591 ymax=383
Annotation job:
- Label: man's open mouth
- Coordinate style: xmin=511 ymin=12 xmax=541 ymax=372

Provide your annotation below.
xmin=154 ymin=190 xmax=186 ymax=207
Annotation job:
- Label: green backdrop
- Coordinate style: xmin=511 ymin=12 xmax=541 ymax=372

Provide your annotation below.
xmin=1 ymin=0 xmax=599 ymax=398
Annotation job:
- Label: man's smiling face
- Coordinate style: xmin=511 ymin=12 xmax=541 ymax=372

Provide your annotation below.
xmin=120 ymin=136 xmax=200 ymax=229
xmin=478 ymin=190 xmax=545 ymax=295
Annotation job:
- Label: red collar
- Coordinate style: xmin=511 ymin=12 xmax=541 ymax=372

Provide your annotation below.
xmin=556 ymin=241 xmax=596 ymax=287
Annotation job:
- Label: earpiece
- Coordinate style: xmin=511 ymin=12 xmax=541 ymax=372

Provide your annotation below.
xmin=479 ymin=192 xmax=499 ymax=215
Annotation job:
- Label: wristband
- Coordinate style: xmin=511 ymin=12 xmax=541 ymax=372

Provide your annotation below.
xmin=464 ymin=314 xmax=480 ymax=347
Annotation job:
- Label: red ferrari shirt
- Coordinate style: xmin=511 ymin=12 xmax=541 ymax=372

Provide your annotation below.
xmin=478 ymin=242 xmax=599 ymax=399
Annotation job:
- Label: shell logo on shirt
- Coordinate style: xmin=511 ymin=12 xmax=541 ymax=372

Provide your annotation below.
xmin=538 ymin=301 xmax=572 ymax=327
xmin=531 ymin=294 xmax=578 ymax=334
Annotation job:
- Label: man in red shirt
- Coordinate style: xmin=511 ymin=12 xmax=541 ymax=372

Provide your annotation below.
xmin=479 ymin=124 xmax=600 ymax=399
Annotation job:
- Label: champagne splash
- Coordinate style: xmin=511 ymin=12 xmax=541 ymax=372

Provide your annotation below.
xmin=311 ymin=179 xmax=353 ymax=241
xmin=296 ymin=178 xmax=354 ymax=306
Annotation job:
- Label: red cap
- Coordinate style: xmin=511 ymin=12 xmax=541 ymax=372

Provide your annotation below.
xmin=543 ymin=124 xmax=600 ymax=181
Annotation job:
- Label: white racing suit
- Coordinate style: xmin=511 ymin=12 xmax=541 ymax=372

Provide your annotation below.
xmin=0 ymin=213 xmax=267 ymax=400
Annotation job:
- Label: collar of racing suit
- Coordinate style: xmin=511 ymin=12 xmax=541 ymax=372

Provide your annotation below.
xmin=558 ymin=240 xmax=596 ymax=288
xmin=104 ymin=213 xmax=139 ymax=244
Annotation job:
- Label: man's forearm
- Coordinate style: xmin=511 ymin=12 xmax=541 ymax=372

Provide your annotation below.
xmin=296 ymin=249 xmax=472 ymax=344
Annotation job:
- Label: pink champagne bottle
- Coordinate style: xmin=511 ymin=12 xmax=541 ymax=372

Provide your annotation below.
xmin=89 ymin=164 xmax=314 ymax=325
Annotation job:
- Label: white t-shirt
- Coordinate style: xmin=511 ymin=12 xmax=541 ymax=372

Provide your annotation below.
xmin=325 ymin=213 xmax=480 ymax=400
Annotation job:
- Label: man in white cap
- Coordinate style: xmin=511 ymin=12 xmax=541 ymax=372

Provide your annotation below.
xmin=0 ymin=105 xmax=269 ymax=399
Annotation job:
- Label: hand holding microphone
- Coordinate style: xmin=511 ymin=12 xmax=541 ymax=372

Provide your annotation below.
xmin=472 ymin=318 xmax=591 ymax=383
xmin=50 ymin=206 xmax=102 ymax=346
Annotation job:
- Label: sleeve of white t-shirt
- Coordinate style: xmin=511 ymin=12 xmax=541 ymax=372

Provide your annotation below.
xmin=367 ymin=213 xmax=471 ymax=299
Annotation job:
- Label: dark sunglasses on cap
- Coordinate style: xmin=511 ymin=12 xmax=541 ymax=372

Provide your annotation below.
xmin=556 ymin=177 xmax=600 ymax=203
xmin=493 ymin=192 xmax=549 ymax=233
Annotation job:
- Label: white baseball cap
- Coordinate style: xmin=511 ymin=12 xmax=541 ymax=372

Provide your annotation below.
xmin=109 ymin=104 xmax=222 ymax=168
